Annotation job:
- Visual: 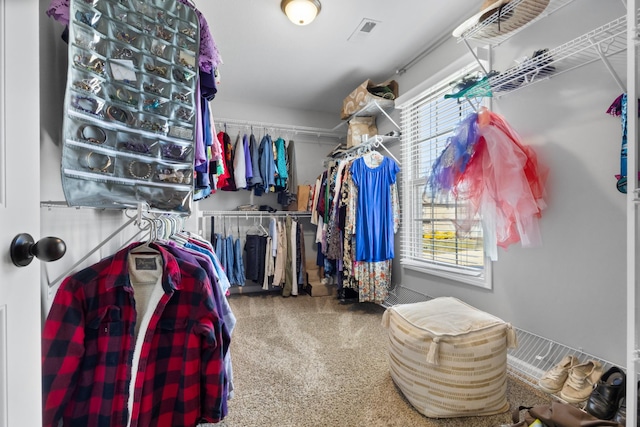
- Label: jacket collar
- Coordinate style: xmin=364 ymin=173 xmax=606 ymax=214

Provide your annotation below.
xmin=104 ymin=242 xmax=182 ymax=293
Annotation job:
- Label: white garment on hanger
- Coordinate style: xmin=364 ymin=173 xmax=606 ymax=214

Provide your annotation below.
xmin=233 ymin=134 xmax=247 ymax=189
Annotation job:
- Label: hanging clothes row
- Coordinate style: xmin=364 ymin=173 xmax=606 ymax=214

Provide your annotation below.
xmin=210 ymin=128 xmax=299 ymax=206
xmin=209 ymin=213 xmax=307 ymax=296
xmin=42 ymin=214 xmax=236 ymax=427
xmin=310 ymin=146 xmax=401 ymax=304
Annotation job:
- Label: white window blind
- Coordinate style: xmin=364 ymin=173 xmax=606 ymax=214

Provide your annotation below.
xmin=399 ymin=65 xmax=491 ymax=288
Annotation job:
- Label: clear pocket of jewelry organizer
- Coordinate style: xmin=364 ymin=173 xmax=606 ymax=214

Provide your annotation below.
xmin=107 ymin=58 xmax=139 ymax=87
xmin=159 ymin=140 xmax=193 ymax=163
xmin=74 ymin=5 xmax=109 ymax=36
xmin=138 ymin=185 xmax=192 ymax=213
xmin=141 ymin=75 xmax=172 ymax=98
xmin=148 ymin=38 xmax=174 ymax=62
xmin=118 ymin=156 xmax=155 ymax=182
xmin=73 ymin=24 xmax=108 ymax=56
xmin=109 ymin=19 xmax=144 ymax=51
xmin=70 ymin=68 xmax=105 ymax=96
xmin=108 ymin=40 xmax=142 ymax=68
xmin=171 ymin=66 xmax=196 ymax=87
xmin=116 ymin=131 xmax=158 ymax=156
xmin=64 ymin=143 xmax=115 ymax=176
xmin=143 ymin=56 xmax=171 ymax=80
xmin=141 ymin=93 xmax=171 ymax=117
xmin=171 ymin=87 xmax=194 ymax=105
xmin=131 ymin=0 xmax=157 ymax=19
xmin=155 ymin=164 xmax=193 ymax=185
xmin=107 ymin=83 xmax=139 ymax=108
xmin=69 ymin=90 xmax=106 ymax=119
xmin=61 ymin=173 xmax=140 ymax=210
xmin=71 ymin=45 xmax=107 ymax=77
xmin=172 ymin=104 xmax=194 ymax=123
xmin=105 ymin=103 xmax=137 ymax=127
xmin=138 ymin=112 xmax=169 ymax=135
xmin=71 ymin=120 xmax=116 ymax=149
xmin=167 ymin=121 xmax=194 ymax=141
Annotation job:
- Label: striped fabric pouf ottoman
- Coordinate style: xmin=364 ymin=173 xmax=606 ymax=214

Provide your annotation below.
xmin=382 ymin=297 xmax=517 ymax=418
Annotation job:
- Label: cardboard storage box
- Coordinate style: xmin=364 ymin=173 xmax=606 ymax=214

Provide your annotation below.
xmin=346 ymin=116 xmax=377 ymax=148
xmin=304 ymin=262 xmax=334 ymax=297
xmin=340 ymin=79 xmax=399 ymax=120
xmin=305 ymin=282 xmax=335 ymax=297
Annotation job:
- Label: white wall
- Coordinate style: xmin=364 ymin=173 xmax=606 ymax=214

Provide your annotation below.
xmin=390 ymin=0 xmax=629 ymax=365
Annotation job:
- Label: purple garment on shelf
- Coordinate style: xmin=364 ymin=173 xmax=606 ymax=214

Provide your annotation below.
xmin=46 ymin=0 xmax=70 ymax=25
xmin=175 ymin=0 xmax=222 ymax=72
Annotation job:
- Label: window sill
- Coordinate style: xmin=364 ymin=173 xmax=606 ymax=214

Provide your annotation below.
xmin=401 ymin=258 xmax=492 ymax=290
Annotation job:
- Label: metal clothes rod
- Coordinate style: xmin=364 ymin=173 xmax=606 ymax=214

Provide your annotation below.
xmin=325 ymin=135 xmax=401 ymax=166
xmin=215 ymin=117 xmax=345 ymax=140
xmin=48 ymin=215 xmax=137 ymax=288
xmin=201 ymin=210 xmax=312 ymax=218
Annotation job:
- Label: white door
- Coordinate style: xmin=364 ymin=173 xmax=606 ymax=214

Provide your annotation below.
xmin=0 ymin=0 xmax=43 ymax=426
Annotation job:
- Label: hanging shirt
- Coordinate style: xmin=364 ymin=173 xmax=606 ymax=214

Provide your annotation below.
xmin=232 ymin=134 xmax=247 ymax=189
xmin=258 ymin=134 xmax=276 ymax=193
xmin=220 ymin=132 xmax=237 ymax=191
xmin=215 ymin=132 xmax=231 ymax=190
xmin=243 ymin=134 xmax=253 ymax=186
xmin=273 ymin=137 xmax=288 ymax=189
xmin=42 ymin=242 xmax=228 ymax=427
xmin=249 ymin=134 xmax=262 ymax=187
xmin=350 ymin=156 xmax=400 ymax=262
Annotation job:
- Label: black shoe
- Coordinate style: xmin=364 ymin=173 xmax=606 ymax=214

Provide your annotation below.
xmin=586 ymin=366 xmax=625 ymax=420
xmin=613 ymin=380 xmax=640 ymax=426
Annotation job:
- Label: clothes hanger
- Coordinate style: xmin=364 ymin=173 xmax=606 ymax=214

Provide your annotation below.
xmin=246 ymin=218 xmax=268 ymax=236
xmin=130 ymin=213 xmax=160 ymax=254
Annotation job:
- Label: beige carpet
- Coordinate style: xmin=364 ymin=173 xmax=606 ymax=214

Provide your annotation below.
xmin=217 ymin=293 xmax=551 ymax=427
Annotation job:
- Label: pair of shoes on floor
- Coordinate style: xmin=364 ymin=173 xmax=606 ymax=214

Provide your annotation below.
xmin=537 ymin=355 xmax=604 ymax=403
xmin=585 ymin=366 xmax=626 ymax=420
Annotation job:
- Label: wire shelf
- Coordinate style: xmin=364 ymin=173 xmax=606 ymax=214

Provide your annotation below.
xmin=488 ymin=12 xmax=630 ymax=96
xmin=456 ymin=0 xmax=577 ymax=47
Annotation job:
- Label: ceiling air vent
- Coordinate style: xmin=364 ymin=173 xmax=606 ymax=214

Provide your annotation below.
xmin=348 ymin=18 xmax=381 ymax=42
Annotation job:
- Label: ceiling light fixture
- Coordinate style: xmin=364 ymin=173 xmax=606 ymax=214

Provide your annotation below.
xmin=281 ymin=0 xmax=321 ymax=26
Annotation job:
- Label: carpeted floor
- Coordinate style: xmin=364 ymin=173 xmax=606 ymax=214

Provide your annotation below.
xmin=217 ymin=293 xmax=551 ymax=427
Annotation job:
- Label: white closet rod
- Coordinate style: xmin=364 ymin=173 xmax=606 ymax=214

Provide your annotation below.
xmin=201 ymin=210 xmax=311 ymax=218
xmin=326 ymin=135 xmax=401 ymax=166
xmin=215 ymin=117 xmax=345 ymax=140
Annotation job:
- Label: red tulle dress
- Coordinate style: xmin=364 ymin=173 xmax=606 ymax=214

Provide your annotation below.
xmin=429 ymin=107 xmax=548 ymax=260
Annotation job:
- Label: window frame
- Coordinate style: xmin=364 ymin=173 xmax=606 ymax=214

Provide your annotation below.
xmin=398 ymin=63 xmax=492 ymax=289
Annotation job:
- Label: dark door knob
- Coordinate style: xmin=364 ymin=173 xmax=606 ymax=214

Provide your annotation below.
xmin=10 ymin=233 xmax=66 ymax=267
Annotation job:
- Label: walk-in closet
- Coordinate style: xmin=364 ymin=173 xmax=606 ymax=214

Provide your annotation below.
xmin=1 ymin=0 xmax=639 ymax=425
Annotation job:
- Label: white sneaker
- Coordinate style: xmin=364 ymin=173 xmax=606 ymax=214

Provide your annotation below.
xmin=538 ymin=355 xmax=578 ymax=394
xmin=560 ymin=359 xmax=604 ymax=403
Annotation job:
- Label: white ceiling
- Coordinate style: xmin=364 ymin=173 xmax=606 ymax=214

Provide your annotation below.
xmin=197 ymin=0 xmax=474 ymax=115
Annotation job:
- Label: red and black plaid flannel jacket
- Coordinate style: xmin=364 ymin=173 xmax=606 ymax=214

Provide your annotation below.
xmin=42 ymin=242 xmax=228 ymax=427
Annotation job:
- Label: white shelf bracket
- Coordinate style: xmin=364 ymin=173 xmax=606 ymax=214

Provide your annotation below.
xmin=372 ymin=101 xmax=400 ymax=130
xmin=591 ymin=38 xmax=626 ymax=92
xmin=462 ymin=39 xmax=490 ymax=76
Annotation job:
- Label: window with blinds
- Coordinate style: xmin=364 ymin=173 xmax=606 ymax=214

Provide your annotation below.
xmin=399 ymin=65 xmax=491 ymax=288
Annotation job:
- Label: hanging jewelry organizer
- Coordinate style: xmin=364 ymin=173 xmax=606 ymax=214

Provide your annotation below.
xmin=61 ymin=0 xmax=200 ymax=214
